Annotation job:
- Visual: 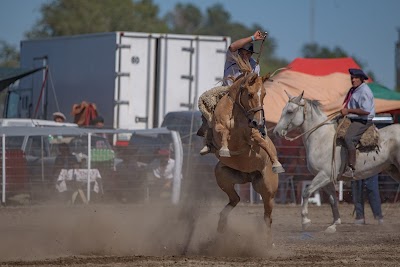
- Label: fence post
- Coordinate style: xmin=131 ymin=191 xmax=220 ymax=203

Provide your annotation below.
xmin=2 ymin=134 xmax=5 ymax=204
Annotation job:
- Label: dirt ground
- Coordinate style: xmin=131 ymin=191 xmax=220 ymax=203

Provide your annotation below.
xmin=0 ymin=201 xmax=400 ymax=267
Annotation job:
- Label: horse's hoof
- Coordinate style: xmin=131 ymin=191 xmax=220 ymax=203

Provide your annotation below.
xmin=217 ymin=223 xmax=226 ymax=233
xmin=272 ymin=166 xmax=285 ymax=174
xmin=219 ymin=149 xmax=231 ymax=157
xmin=333 ymin=218 xmax=341 ymax=225
xmin=302 ymin=219 xmax=311 ymax=230
xmin=325 ymin=224 xmax=337 ymax=234
xmin=217 ymin=218 xmax=227 ymax=233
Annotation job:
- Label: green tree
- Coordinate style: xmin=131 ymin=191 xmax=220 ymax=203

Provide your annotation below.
xmin=166 ymin=3 xmax=285 ymax=76
xmin=165 ymin=3 xmax=202 ymax=34
xmin=302 ymin=43 xmax=348 ymax=58
xmin=26 ymin=0 xmax=168 ymax=39
xmin=0 ymin=41 xmax=19 ymax=67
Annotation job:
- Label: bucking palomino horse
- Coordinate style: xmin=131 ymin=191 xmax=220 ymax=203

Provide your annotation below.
xmin=211 ymin=64 xmax=278 ymax=244
xmin=273 ymin=91 xmax=400 ymax=233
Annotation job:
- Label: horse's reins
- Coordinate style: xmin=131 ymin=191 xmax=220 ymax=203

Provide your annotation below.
xmin=283 ymin=101 xmax=341 ymax=142
xmin=256 ymin=32 xmax=268 ymax=65
xmin=228 ymin=75 xmax=265 ymax=124
xmin=222 ymin=76 xmax=266 ymax=155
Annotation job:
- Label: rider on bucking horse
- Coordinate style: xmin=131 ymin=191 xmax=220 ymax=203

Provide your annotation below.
xmin=196 ymin=30 xmax=285 ymax=174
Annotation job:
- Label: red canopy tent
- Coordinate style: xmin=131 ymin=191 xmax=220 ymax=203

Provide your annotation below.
xmin=264 ymin=58 xmax=400 ymax=124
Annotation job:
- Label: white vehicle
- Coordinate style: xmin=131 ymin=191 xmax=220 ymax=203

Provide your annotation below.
xmin=8 ymin=32 xmax=229 ymax=139
xmin=0 ymin=118 xmax=78 ymax=127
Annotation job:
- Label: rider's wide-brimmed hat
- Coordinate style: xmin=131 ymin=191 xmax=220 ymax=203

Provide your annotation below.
xmin=349 ymin=68 xmax=369 ymax=80
xmin=239 ymin=43 xmax=258 ymax=54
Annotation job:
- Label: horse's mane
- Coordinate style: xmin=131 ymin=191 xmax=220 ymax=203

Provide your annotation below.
xmin=231 ymin=52 xmax=253 ymax=74
xmin=221 ymin=51 xmax=254 ymax=85
xmin=305 ymin=98 xmax=323 ymax=116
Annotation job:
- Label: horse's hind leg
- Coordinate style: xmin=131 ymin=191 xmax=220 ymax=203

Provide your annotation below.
xmin=215 ymin=163 xmax=242 ymax=232
xmin=386 ymin=165 xmax=400 ymax=182
xmin=252 ymin=170 xmax=278 ymax=245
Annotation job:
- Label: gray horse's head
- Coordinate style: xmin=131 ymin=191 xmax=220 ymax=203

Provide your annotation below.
xmin=273 ymin=91 xmax=306 ymax=137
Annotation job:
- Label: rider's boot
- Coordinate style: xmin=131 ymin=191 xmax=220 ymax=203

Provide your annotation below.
xmin=197 ymin=115 xmax=208 ymax=137
xmin=342 ymin=149 xmax=356 ymax=178
xmin=198 ymin=115 xmax=212 ymax=155
xmin=200 ymin=144 xmax=211 ymax=155
xmin=200 ymin=126 xmax=214 ymax=156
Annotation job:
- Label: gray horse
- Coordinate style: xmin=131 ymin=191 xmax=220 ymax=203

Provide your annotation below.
xmin=273 ymin=91 xmax=400 ymax=232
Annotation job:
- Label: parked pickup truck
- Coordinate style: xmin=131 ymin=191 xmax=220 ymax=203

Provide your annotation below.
xmin=0 ymin=119 xmax=115 ymax=201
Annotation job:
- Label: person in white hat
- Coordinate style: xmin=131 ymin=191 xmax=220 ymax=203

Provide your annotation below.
xmin=53 ymin=112 xmax=66 ymax=122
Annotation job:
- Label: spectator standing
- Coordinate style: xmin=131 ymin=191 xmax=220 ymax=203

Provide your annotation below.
xmin=352 ymin=174 xmax=384 ymax=225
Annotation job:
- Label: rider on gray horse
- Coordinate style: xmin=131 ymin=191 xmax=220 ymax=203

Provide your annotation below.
xmin=341 ymin=68 xmax=375 ymax=177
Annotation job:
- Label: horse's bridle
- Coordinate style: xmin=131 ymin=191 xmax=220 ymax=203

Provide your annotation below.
xmin=282 ymin=99 xmax=306 ymax=137
xmin=228 ymin=79 xmax=266 ymax=128
xmin=282 ymin=99 xmax=341 ymax=142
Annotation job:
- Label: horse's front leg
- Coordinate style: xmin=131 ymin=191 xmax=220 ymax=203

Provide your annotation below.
xmin=322 ymin=182 xmax=341 ymax=233
xmin=215 ymin=123 xmax=231 ymax=157
xmin=301 ymin=172 xmax=331 ymax=230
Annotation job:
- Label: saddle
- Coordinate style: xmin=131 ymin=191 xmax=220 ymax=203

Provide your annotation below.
xmin=336 ymin=117 xmax=380 ymax=152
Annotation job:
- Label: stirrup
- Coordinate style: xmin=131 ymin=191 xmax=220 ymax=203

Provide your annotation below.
xmin=342 ymin=166 xmax=354 ymax=178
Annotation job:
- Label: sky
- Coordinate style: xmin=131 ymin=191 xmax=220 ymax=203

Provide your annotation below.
xmin=0 ymin=0 xmax=399 ymax=89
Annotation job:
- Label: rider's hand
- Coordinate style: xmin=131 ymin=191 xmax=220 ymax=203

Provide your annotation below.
xmin=253 ymin=30 xmax=266 ymax=41
xmin=341 ymin=108 xmax=349 ymax=116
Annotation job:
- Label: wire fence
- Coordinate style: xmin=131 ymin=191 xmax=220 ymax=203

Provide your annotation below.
xmin=1 ymin=128 xmax=399 ymax=206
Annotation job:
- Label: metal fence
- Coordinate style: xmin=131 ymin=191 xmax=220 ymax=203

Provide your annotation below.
xmin=1 ymin=126 xmax=399 ymax=206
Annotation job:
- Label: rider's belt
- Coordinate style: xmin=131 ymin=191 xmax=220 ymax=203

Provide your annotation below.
xmin=349 ymin=118 xmax=370 ymax=124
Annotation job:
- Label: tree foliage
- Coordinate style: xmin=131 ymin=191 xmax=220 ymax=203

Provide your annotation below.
xmin=301 ymin=43 xmax=375 ymax=80
xmin=7 ymin=0 xmax=373 ymax=80
xmin=25 ymin=0 xmax=167 ymax=39
xmin=0 ymin=41 xmax=19 ymax=67
xmin=165 ymin=3 xmax=285 ymax=75
xmin=302 ymin=43 xmax=348 ymax=58
xmin=165 ymin=3 xmax=202 ymax=34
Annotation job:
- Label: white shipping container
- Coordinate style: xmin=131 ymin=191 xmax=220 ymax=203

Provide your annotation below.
xmin=17 ymin=32 xmax=230 ymax=130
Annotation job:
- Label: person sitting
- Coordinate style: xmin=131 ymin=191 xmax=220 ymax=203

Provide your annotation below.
xmin=341 ymin=68 xmax=375 ymax=177
xmin=90 ymin=116 xmax=105 ymax=128
xmin=147 ymin=148 xmax=176 ymax=200
xmin=53 ymin=142 xmax=78 ymax=179
xmin=53 ymin=112 xmax=66 ymax=123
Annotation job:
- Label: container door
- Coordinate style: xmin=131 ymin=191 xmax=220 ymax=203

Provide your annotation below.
xmin=116 ymin=33 xmax=157 ymax=129
xmin=157 ymin=36 xmax=229 ymax=125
